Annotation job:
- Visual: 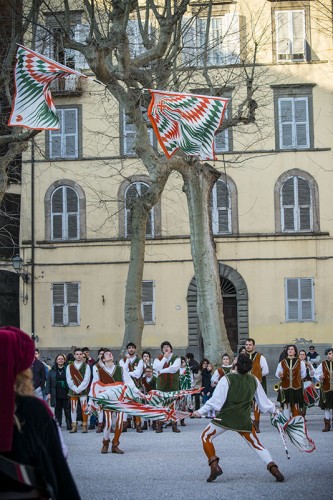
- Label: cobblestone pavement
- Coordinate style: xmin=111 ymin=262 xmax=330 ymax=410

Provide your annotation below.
xmin=62 ymin=400 xmax=332 ymax=500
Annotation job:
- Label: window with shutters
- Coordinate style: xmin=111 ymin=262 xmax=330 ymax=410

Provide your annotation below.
xmin=52 ymin=282 xmax=80 ymax=326
xmin=214 ymin=107 xmax=230 ymax=153
xmin=211 ymin=180 xmax=231 ymax=234
xmin=278 ymin=97 xmax=309 ymax=149
xmin=272 ymin=85 xmax=314 ymax=150
xmin=182 ymin=13 xmax=241 ymax=66
xmin=45 ymin=180 xmax=86 ymax=241
xmin=125 ymin=181 xmax=154 ymax=238
xmin=121 ymin=108 xmax=155 ymax=156
xmin=48 ymin=107 xmax=80 ymax=159
xmin=280 ymin=176 xmax=312 ymax=232
xmin=51 ymin=186 xmax=79 ymax=240
xmin=275 ymin=10 xmax=306 ymax=62
xmin=274 ymin=169 xmax=319 ymax=234
xmin=285 ymin=278 xmax=314 ymax=322
xmin=142 ymin=281 xmax=155 ymax=324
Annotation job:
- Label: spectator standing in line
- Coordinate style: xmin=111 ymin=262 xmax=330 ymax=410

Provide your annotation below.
xmin=46 ymin=354 xmax=72 ymax=430
xmin=307 ymin=345 xmax=321 ymax=369
xmin=0 ymin=326 xmax=81 ymax=499
xmin=32 ymin=348 xmax=46 ymax=399
xmin=187 ymin=353 xmax=201 ymax=411
xmin=201 ymin=360 xmax=213 ymax=405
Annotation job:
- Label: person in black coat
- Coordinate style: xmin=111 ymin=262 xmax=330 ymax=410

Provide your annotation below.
xmin=0 ymin=326 xmax=81 ymax=499
xmin=46 ymin=354 xmax=72 ymax=430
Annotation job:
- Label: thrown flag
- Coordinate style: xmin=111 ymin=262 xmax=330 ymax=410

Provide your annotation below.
xmin=271 ymin=411 xmax=316 ymax=454
xmin=8 ymin=45 xmax=87 ymax=130
xmin=90 ymin=381 xmax=201 ymax=421
xmin=147 ymin=90 xmax=228 ymax=160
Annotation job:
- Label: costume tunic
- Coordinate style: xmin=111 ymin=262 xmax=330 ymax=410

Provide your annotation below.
xmin=211 ymin=366 xmax=232 ymax=386
xmin=119 ymin=355 xmax=144 ymax=388
xmin=198 ymin=373 xmax=275 ymax=432
xmin=314 ymin=360 xmax=333 ymax=410
xmin=275 ymin=358 xmax=306 ymax=406
xmin=153 ymin=353 xmax=181 ymax=391
xmin=66 ymin=361 xmax=91 ymax=396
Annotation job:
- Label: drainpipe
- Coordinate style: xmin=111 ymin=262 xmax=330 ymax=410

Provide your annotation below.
xmin=31 ymin=138 xmax=35 ymax=335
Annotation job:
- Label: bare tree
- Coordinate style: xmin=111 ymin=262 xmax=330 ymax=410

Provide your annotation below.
xmin=26 ymin=0 xmax=274 ymax=362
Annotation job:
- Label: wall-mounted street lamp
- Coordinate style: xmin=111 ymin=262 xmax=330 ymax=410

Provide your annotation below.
xmin=12 ymin=255 xmax=31 ymax=284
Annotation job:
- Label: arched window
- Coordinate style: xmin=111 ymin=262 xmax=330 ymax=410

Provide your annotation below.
xmin=125 ymin=181 xmax=154 ymax=238
xmin=281 ymin=176 xmax=311 ymax=232
xmin=275 ymin=170 xmax=319 ymax=233
xmin=51 ymin=186 xmax=79 ymax=240
xmin=210 ymin=176 xmax=238 ymax=235
xmin=45 ymin=180 xmax=86 ymax=241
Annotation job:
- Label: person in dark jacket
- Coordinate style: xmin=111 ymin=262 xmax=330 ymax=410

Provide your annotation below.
xmin=46 ymin=354 xmax=72 ymax=430
xmin=32 ymin=348 xmax=46 ymax=399
xmin=0 ymin=326 xmax=81 ymax=499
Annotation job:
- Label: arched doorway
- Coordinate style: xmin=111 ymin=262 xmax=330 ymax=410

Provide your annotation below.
xmin=0 ymin=270 xmax=20 ymax=327
xmin=187 ymin=264 xmax=248 ymax=358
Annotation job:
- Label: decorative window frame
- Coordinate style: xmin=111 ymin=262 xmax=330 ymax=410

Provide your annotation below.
xmin=271 ymin=1 xmax=312 ymax=63
xmin=45 ymin=179 xmax=86 ymax=241
xmin=117 ymin=176 xmax=162 ymax=238
xmin=52 ymin=281 xmax=80 ymax=326
xmin=272 ymin=84 xmax=315 ymax=150
xmin=142 ymin=280 xmax=155 ymax=324
xmin=274 ymin=169 xmax=320 ymax=233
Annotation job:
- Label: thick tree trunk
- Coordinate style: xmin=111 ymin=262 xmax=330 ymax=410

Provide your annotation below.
xmin=182 ymin=162 xmax=232 ymax=365
xmin=122 ymin=199 xmax=148 ymax=354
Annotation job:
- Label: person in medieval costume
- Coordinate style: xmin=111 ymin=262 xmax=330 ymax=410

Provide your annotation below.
xmin=275 ymin=344 xmax=306 ymax=419
xmin=119 ymin=342 xmax=144 ymax=432
xmin=66 ymin=348 xmax=91 ymax=433
xmin=177 ymin=356 xmax=194 ymax=426
xmin=245 ymin=338 xmax=269 ymax=433
xmin=141 ymin=365 xmax=157 ymax=430
xmin=211 ymin=353 xmax=233 ymax=387
xmin=192 ymin=354 xmax=284 ymax=483
xmin=90 ymin=349 xmax=144 ymax=454
xmin=314 ymin=348 xmax=333 ymax=432
xmin=153 ymin=340 xmax=181 ymax=433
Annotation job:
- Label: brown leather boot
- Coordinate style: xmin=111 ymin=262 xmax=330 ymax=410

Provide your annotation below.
xmin=136 ymin=424 xmax=143 ymax=433
xmin=96 ymin=423 xmax=104 ymax=434
xmin=253 ymin=420 xmax=260 ymax=433
xmin=101 ymin=439 xmax=110 ymax=454
xmin=69 ymin=423 xmax=77 ymax=433
xmin=155 ymin=421 xmax=163 ymax=433
xmin=207 ymin=456 xmax=223 ymax=483
xmin=180 ymin=419 xmax=186 ymax=426
xmin=152 ymin=421 xmax=157 ymax=431
xmin=172 ymin=422 xmax=180 ymax=433
xmin=111 ymin=442 xmax=124 ymax=454
xmin=322 ymin=418 xmax=331 ymax=432
xmin=267 ymin=462 xmax=284 ymax=482
xmin=82 ymin=423 xmax=88 ymax=433
xmin=142 ymin=421 xmax=148 ymax=430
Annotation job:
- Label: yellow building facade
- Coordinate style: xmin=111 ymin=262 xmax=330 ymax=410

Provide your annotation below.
xmin=11 ymin=0 xmax=333 ymax=365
